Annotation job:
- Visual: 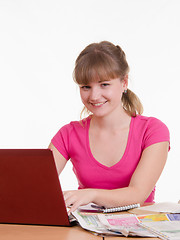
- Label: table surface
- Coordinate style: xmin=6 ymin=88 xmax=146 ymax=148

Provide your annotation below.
xmin=0 ymin=207 xmax=161 ymax=240
xmin=0 ymin=224 xmax=101 ymax=240
xmin=0 ymin=223 xmax=159 ymax=240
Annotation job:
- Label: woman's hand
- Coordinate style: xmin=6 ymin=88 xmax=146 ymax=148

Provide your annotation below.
xmin=63 ymin=189 xmax=97 ymax=213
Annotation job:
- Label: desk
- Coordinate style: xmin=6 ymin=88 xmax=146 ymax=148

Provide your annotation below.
xmin=0 ymin=224 xmax=159 ymax=240
xmin=0 ymin=208 xmax=161 ymax=240
xmin=0 ymin=224 xmax=101 ymax=240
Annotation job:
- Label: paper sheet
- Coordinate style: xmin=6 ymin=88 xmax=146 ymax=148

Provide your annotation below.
xmin=137 ymin=202 xmax=180 ymax=213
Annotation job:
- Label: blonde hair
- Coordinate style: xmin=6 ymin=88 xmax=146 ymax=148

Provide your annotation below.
xmin=73 ymin=41 xmax=143 ymax=117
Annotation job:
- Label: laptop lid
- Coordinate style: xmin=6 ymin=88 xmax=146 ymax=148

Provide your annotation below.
xmin=0 ymin=149 xmax=71 ymax=226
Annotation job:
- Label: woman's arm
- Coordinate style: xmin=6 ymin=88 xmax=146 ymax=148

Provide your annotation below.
xmin=48 ymin=142 xmax=67 ymax=175
xmin=64 ymin=141 xmax=169 ymax=212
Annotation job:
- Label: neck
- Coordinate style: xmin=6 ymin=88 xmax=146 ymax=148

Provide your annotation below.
xmin=91 ymin=108 xmax=131 ymax=131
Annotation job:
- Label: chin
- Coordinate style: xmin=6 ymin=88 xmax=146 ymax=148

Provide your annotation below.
xmin=92 ymin=111 xmax=109 ymax=118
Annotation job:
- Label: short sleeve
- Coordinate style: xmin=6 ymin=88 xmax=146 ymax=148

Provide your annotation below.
xmin=143 ymin=118 xmax=170 ymax=151
xmin=51 ymin=124 xmax=71 ymax=160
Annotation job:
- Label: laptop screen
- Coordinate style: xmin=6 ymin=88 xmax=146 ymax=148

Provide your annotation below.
xmin=0 ymin=149 xmax=71 ymax=226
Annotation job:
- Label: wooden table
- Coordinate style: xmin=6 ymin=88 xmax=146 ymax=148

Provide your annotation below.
xmin=0 ymin=206 xmax=161 ymax=240
xmin=0 ymin=223 xmax=159 ymax=240
xmin=0 ymin=224 xmax=101 ymax=240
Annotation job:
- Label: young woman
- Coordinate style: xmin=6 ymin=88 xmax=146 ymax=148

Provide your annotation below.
xmin=49 ymin=41 xmax=170 ymax=213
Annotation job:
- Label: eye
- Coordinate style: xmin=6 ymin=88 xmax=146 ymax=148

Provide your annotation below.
xmin=80 ymin=85 xmax=91 ymax=90
xmin=101 ymin=83 xmax=110 ymax=87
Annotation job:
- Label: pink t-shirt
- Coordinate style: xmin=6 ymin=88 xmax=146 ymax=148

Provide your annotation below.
xmin=51 ymin=115 xmax=170 ymax=202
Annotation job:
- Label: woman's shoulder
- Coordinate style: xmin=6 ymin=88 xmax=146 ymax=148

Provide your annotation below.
xmin=59 ymin=116 xmax=91 ymax=132
xmin=52 ymin=116 xmax=90 ymax=142
xmin=70 ymin=116 xmax=91 ymax=128
xmin=133 ymin=115 xmax=170 ymax=150
xmin=133 ymin=115 xmax=170 ymax=139
xmin=134 ymin=115 xmax=168 ymax=128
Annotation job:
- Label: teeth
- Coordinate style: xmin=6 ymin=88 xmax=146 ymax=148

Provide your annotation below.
xmin=92 ymin=102 xmax=104 ymax=106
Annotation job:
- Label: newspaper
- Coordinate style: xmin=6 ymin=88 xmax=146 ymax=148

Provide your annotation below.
xmin=97 ymin=213 xmax=156 ymax=237
xmin=137 ymin=213 xmax=180 ymax=240
xmin=72 ymin=208 xmax=180 ymax=238
xmin=71 ymin=210 xmax=123 ymax=236
xmin=72 ymin=210 xmax=156 ymax=237
xmin=139 ymin=221 xmax=180 ymax=240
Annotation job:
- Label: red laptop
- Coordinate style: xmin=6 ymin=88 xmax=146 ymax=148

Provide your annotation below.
xmin=0 ymin=149 xmax=74 ymax=226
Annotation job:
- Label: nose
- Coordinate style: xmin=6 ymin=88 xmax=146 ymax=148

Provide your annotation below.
xmin=89 ymin=87 xmax=101 ymax=101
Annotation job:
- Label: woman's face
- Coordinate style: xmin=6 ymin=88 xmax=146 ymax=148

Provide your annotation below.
xmin=79 ymin=77 xmax=127 ymax=118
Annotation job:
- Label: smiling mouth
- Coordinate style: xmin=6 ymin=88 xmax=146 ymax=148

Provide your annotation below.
xmin=91 ymin=101 xmax=107 ymax=107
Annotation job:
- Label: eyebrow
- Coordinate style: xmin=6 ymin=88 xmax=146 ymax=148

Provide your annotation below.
xmin=79 ymin=79 xmax=111 ymax=86
xmin=98 ymin=79 xmax=111 ymax=83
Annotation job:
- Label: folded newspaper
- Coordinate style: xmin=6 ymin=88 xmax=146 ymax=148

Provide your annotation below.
xmin=72 ymin=208 xmax=180 ymax=239
xmin=72 ymin=210 xmax=156 ymax=237
xmin=139 ymin=221 xmax=180 ymax=240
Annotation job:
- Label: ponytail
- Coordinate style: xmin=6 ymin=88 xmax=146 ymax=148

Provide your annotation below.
xmin=122 ymin=89 xmax=143 ymax=117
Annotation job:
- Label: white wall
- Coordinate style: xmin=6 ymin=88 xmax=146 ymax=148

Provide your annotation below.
xmin=0 ymin=0 xmax=179 ymax=203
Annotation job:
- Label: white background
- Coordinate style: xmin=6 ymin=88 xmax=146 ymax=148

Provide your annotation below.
xmin=0 ymin=0 xmax=179 ymax=203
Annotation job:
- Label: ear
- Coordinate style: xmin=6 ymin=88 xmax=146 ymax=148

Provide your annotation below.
xmin=122 ymin=74 xmax=128 ymax=90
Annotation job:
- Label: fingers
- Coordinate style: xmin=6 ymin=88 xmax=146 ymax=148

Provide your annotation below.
xmin=63 ymin=190 xmax=88 ymax=213
xmin=63 ymin=189 xmax=96 ymax=213
xmin=63 ymin=191 xmax=73 ymax=204
xmin=68 ymin=201 xmax=81 ymax=213
xmin=64 ymin=191 xmax=76 ymax=207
